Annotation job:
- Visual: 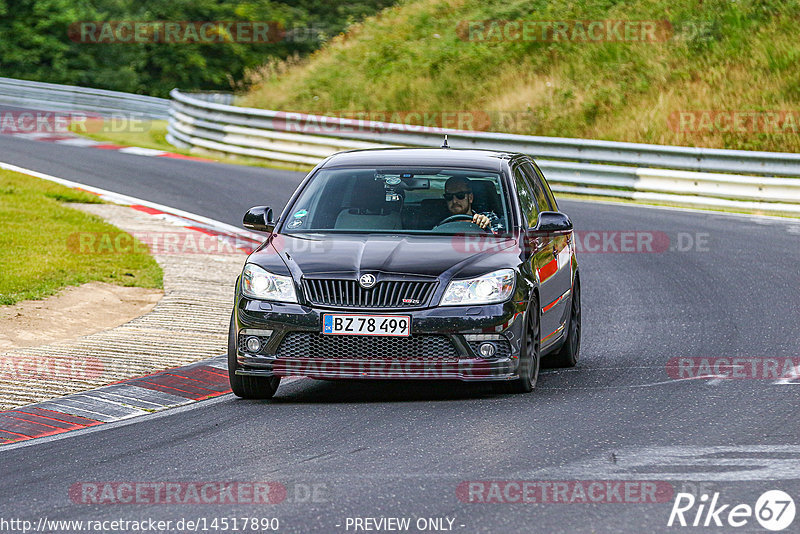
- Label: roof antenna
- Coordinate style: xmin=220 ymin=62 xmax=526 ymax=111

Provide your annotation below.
xmin=441 ymin=134 xmax=450 ymax=149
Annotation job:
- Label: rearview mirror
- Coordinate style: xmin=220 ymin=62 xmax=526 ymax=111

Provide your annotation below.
xmin=532 ymin=211 xmax=573 ymax=234
xmin=243 ymin=206 xmax=274 ymax=233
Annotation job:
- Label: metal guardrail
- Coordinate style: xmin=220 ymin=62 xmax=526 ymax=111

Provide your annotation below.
xmin=168 ymin=90 xmax=800 ymax=214
xmin=5 ymin=77 xmax=794 ymax=213
xmin=0 ymin=77 xmax=170 ymax=119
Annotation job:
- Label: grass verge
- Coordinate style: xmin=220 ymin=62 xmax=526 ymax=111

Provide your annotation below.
xmin=241 ymin=0 xmax=800 ymax=153
xmin=0 ymin=169 xmax=162 ymax=306
xmin=69 ymin=119 xmax=306 ymax=171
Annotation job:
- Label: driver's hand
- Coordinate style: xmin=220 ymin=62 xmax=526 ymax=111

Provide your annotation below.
xmin=472 ymin=213 xmax=491 ymax=229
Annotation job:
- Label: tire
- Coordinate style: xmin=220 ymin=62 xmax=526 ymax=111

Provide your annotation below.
xmin=228 ymin=310 xmax=280 ymax=399
xmin=497 ymin=295 xmax=540 ymax=394
xmin=548 ymin=279 xmax=581 ymax=368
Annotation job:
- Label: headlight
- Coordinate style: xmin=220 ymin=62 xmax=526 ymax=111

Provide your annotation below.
xmin=241 ymin=264 xmax=297 ymax=303
xmin=440 ymin=269 xmax=515 ymax=306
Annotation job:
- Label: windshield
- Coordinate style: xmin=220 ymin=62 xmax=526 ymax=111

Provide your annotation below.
xmin=281 ymin=167 xmax=510 ymax=235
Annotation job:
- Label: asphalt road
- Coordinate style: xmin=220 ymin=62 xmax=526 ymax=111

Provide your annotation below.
xmin=0 ymin=128 xmax=304 ymax=227
xmin=1 ymin=133 xmax=799 ymax=533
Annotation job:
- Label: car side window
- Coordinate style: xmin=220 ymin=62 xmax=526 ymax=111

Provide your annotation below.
xmin=513 ymin=166 xmax=538 ymax=227
xmin=530 ymin=161 xmax=559 ymax=211
xmin=521 ymin=162 xmax=552 ymax=213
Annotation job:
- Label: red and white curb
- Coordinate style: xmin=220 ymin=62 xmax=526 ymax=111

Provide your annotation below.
xmin=8 ymin=131 xmax=213 ymax=162
xmin=0 ymin=356 xmax=304 ymax=446
xmin=0 ymin=161 xmax=279 ymax=446
xmin=0 ymin=356 xmax=230 ymax=445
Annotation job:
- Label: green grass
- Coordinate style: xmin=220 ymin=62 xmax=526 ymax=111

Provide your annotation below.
xmin=69 ymin=119 xmax=176 ymax=154
xmin=0 ymin=169 xmax=162 ymax=306
xmin=69 ymin=119 xmax=308 ymax=171
xmin=241 ymin=0 xmax=800 ymax=153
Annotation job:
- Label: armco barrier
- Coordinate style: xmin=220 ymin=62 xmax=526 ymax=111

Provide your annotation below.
xmin=168 ymin=90 xmax=800 ymax=214
xmin=0 ymin=76 xmax=796 ymax=214
xmin=0 ymin=77 xmax=169 ymax=119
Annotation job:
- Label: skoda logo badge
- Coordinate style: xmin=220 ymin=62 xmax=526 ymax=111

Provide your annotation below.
xmin=359 ymin=274 xmax=377 ymax=289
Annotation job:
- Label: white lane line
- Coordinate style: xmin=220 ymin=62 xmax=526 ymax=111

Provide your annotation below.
xmin=705 ymin=377 xmax=730 ymax=386
xmin=539 ymin=374 xmax=726 ymax=390
xmin=705 ymin=369 xmax=740 ymax=385
xmin=55 ymin=137 xmax=103 ymax=147
xmin=523 ymin=445 xmax=800 ymax=481
xmin=10 ymin=132 xmax=61 ymax=140
xmin=774 ymin=364 xmax=800 ymax=385
xmin=118 ymin=146 xmax=167 ymax=156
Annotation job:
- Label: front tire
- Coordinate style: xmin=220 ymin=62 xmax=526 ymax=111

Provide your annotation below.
xmin=548 ymin=279 xmax=581 ymax=368
xmin=228 ymin=309 xmax=280 ymax=399
xmin=498 ymin=296 xmax=540 ymax=394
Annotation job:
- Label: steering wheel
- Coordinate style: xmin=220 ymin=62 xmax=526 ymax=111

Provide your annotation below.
xmin=438 ymin=214 xmax=476 ymax=225
xmin=435 ymin=214 xmax=492 ymax=233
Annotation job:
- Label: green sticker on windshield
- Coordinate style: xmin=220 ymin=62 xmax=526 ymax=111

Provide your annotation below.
xmin=293 ymin=209 xmax=308 ymax=218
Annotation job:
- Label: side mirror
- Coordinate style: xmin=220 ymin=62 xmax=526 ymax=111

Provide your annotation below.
xmin=243 ymin=206 xmax=274 ymax=233
xmin=532 ymin=211 xmax=573 ymax=234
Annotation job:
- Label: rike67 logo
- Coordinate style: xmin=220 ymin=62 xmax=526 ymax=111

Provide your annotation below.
xmin=668 ymin=490 xmax=795 ymax=531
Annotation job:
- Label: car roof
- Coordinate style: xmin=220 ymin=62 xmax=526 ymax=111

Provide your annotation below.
xmin=320 ymin=148 xmax=520 ymax=172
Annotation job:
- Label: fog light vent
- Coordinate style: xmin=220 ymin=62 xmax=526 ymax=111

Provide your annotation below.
xmin=245 ymin=336 xmax=262 ymax=353
xmin=478 ymin=342 xmax=497 ymax=358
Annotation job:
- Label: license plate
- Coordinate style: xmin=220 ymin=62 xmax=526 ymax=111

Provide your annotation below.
xmin=322 ymin=314 xmax=411 ymax=336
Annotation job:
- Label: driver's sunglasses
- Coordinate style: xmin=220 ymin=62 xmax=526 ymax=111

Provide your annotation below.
xmin=443 ymin=191 xmax=470 ymax=201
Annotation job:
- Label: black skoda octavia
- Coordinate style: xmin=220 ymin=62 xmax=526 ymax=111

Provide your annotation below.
xmin=229 ymin=148 xmax=580 ymax=398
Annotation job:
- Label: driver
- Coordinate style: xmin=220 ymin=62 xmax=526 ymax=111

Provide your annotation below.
xmin=441 ymin=176 xmax=503 ymax=232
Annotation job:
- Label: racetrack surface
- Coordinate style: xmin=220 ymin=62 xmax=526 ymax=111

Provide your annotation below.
xmin=0 ymin=126 xmax=304 ymax=227
xmin=1 ymin=133 xmax=799 ymax=533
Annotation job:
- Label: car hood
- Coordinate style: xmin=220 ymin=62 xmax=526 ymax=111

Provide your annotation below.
xmin=248 ymin=232 xmax=519 ymax=281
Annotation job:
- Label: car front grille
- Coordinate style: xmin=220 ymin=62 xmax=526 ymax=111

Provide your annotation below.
xmin=274 ymin=332 xmax=460 ymax=361
xmin=303 ymin=278 xmax=437 ymax=308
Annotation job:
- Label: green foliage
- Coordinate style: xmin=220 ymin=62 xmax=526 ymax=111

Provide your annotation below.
xmin=0 ymin=0 xmax=395 ymax=97
xmin=242 ymin=0 xmax=800 ymax=152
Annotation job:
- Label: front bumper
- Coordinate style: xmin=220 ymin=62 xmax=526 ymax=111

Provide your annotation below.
xmin=234 ymin=297 xmax=526 ymax=381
